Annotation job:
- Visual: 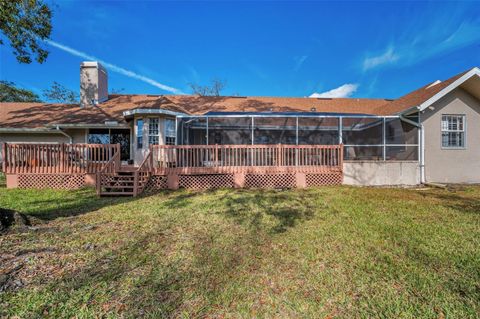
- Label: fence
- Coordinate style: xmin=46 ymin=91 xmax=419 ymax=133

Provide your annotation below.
xmin=151 ymin=144 xmax=343 ymax=174
xmin=2 ymin=143 xmax=120 ymax=174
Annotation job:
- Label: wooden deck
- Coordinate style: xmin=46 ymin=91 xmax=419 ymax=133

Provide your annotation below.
xmin=2 ymin=143 xmax=344 ymax=195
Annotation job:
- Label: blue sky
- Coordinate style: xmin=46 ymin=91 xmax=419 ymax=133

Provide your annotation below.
xmin=1 ymin=1 xmax=480 ymax=100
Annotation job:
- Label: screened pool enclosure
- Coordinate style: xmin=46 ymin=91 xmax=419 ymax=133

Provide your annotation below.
xmin=176 ymin=113 xmax=419 ymax=161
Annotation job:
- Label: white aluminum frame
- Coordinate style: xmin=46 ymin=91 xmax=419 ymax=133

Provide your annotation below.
xmin=176 ymin=114 xmax=420 ymax=162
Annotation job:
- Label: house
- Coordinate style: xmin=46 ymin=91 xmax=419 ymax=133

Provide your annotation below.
xmin=1 ymin=62 xmax=480 ymax=194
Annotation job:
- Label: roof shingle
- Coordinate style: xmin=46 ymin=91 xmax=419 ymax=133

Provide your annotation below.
xmin=0 ymin=67 xmax=475 ymax=129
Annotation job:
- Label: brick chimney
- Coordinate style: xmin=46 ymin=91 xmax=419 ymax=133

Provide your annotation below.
xmin=80 ymin=61 xmax=108 ymax=107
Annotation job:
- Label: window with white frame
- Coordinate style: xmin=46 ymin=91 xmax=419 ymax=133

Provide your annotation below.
xmin=441 ymin=115 xmax=465 ymax=148
xmin=136 ymin=119 xmax=144 ymax=149
xmin=165 ymin=118 xmax=176 ymax=145
xmin=148 ymin=118 xmax=159 ymax=145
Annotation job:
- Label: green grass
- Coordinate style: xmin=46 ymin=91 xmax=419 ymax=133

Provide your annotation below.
xmin=0 ymin=186 xmax=479 ymax=318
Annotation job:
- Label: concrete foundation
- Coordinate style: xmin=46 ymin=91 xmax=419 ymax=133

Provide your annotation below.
xmin=343 ymin=161 xmax=420 ymax=186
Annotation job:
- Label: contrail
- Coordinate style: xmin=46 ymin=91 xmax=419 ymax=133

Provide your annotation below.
xmin=44 ymin=40 xmax=185 ymax=94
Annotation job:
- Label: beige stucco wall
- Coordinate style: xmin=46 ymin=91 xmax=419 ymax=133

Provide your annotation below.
xmin=422 ymin=88 xmax=480 ymax=183
xmin=343 ymin=161 xmax=420 ymax=186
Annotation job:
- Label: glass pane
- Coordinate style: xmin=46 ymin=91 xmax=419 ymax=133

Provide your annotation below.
xmin=165 ymin=118 xmax=176 ymax=137
xmin=208 ymin=117 xmax=252 ymax=145
xmin=148 ymin=118 xmax=159 ymax=145
xmin=254 ymin=117 xmax=296 ymax=144
xmin=136 ymin=119 xmax=143 ymax=149
xmin=342 ymin=118 xmax=383 ymax=145
xmin=442 ymin=132 xmax=464 ymax=147
xmin=88 ymin=129 xmax=109 ymax=144
xmin=298 ymin=117 xmax=339 ymax=145
xmin=386 ymin=146 xmax=418 ymax=160
xmin=344 ymin=146 xmax=383 ymax=160
xmin=385 ymin=118 xmax=418 ymax=145
xmin=110 ymin=129 xmax=130 ymax=161
xmin=177 ymin=117 xmax=207 ymax=145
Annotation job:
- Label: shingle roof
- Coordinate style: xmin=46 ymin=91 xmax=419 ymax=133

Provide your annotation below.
xmin=373 ymin=69 xmax=470 ymax=115
xmin=0 ymin=102 xmax=120 ymax=128
xmin=0 ymin=68 xmax=475 ymax=129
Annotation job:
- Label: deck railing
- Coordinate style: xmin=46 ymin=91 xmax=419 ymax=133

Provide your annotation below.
xmin=151 ymin=144 xmax=343 ymax=174
xmin=2 ymin=143 xmax=120 ymax=174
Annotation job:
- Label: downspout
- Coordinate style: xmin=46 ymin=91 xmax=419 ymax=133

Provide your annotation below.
xmin=399 ymin=112 xmax=424 ymax=184
xmin=55 ymin=125 xmax=73 ymax=144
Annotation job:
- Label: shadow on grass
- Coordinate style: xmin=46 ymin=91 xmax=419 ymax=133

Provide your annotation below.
xmin=0 ymin=187 xmax=159 ymax=222
xmin=28 ymin=214 xmax=267 ymax=317
xmin=419 ymin=189 xmax=480 ymax=215
xmin=216 ymin=188 xmax=318 ymax=234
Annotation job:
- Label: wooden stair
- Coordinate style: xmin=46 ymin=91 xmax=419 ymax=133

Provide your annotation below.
xmin=97 ymin=150 xmax=153 ymax=197
xmin=97 ymin=170 xmax=150 ymax=197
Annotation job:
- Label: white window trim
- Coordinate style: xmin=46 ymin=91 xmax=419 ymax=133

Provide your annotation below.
xmin=164 ymin=118 xmax=176 ymax=145
xmin=135 ymin=118 xmax=144 ymax=149
xmin=441 ymin=114 xmax=466 ymax=149
xmin=148 ymin=118 xmax=160 ymax=145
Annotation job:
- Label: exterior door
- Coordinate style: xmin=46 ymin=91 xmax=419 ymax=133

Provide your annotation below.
xmin=110 ymin=129 xmax=131 ymax=161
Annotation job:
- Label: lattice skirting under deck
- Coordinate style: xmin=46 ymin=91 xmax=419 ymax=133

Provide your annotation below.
xmin=17 ymin=174 xmax=86 ymax=189
xmin=179 ymin=174 xmax=235 ymax=189
xmin=306 ymin=172 xmax=343 ymax=186
xmin=245 ymin=173 xmax=297 ymax=189
xmin=144 ymin=175 xmax=168 ymax=192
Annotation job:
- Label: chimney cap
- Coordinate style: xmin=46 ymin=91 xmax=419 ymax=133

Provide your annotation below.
xmin=80 ymin=61 xmax=107 ymax=73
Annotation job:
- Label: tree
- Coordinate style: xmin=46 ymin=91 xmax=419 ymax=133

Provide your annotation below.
xmin=43 ymin=81 xmax=78 ymax=103
xmin=0 ymin=80 xmax=41 ymax=102
xmin=0 ymin=0 xmax=53 ymax=64
xmin=189 ymin=79 xmax=226 ymax=96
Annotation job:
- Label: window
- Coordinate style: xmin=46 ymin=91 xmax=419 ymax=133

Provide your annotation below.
xmin=165 ymin=118 xmax=176 ymax=145
xmin=148 ymin=118 xmax=159 ymax=145
xmin=442 ymin=115 xmax=465 ymax=148
xmin=136 ymin=119 xmax=144 ymax=149
xmin=88 ymin=129 xmax=110 ymax=144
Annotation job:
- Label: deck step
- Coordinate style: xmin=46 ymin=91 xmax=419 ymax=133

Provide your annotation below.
xmin=100 ymin=192 xmax=135 ymax=196
xmin=98 ymin=166 xmax=151 ymax=197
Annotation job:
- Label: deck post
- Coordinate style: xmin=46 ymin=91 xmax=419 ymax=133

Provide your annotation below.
xmin=60 ymin=143 xmax=65 ymax=173
xmin=133 ymin=171 xmax=139 ymax=196
xmin=296 ymin=172 xmax=306 ymax=188
xmin=167 ymin=173 xmax=179 ymax=190
xmin=2 ymin=142 xmax=7 ymax=173
xmin=234 ymin=173 xmax=245 ymax=188
xmin=96 ymin=171 xmax=101 ymax=196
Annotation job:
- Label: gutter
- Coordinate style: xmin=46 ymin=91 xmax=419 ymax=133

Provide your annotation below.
xmin=46 ymin=123 xmax=130 ymax=129
xmin=123 ymin=109 xmax=187 ymax=118
xmin=0 ymin=128 xmax=61 ymax=133
xmin=399 ymin=114 xmax=421 ymax=127
xmin=55 ymin=125 xmax=73 ymax=144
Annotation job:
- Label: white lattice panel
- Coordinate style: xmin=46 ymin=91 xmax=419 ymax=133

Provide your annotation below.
xmin=18 ymin=174 xmax=86 ymax=189
xmin=179 ymin=174 xmax=234 ymax=189
xmin=245 ymin=173 xmax=296 ymax=189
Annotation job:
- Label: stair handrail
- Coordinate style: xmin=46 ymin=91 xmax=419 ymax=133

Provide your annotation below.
xmin=96 ymin=145 xmax=121 ymax=195
xmin=133 ymin=149 xmax=153 ymax=196
xmin=137 ymin=148 xmax=153 ymax=173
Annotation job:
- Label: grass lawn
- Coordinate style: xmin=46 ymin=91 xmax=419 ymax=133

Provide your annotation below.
xmin=0 ymin=186 xmax=479 ymax=318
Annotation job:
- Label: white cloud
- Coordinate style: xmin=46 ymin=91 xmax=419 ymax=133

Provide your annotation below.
xmin=360 ymin=6 xmax=480 ymax=71
xmin=362 ymin=47 xmax=399 ymax=71
xmin=309 ymin=83 xmax=359 ymax=98
xmin=44 ymin=40 xmax=184 ymax=94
